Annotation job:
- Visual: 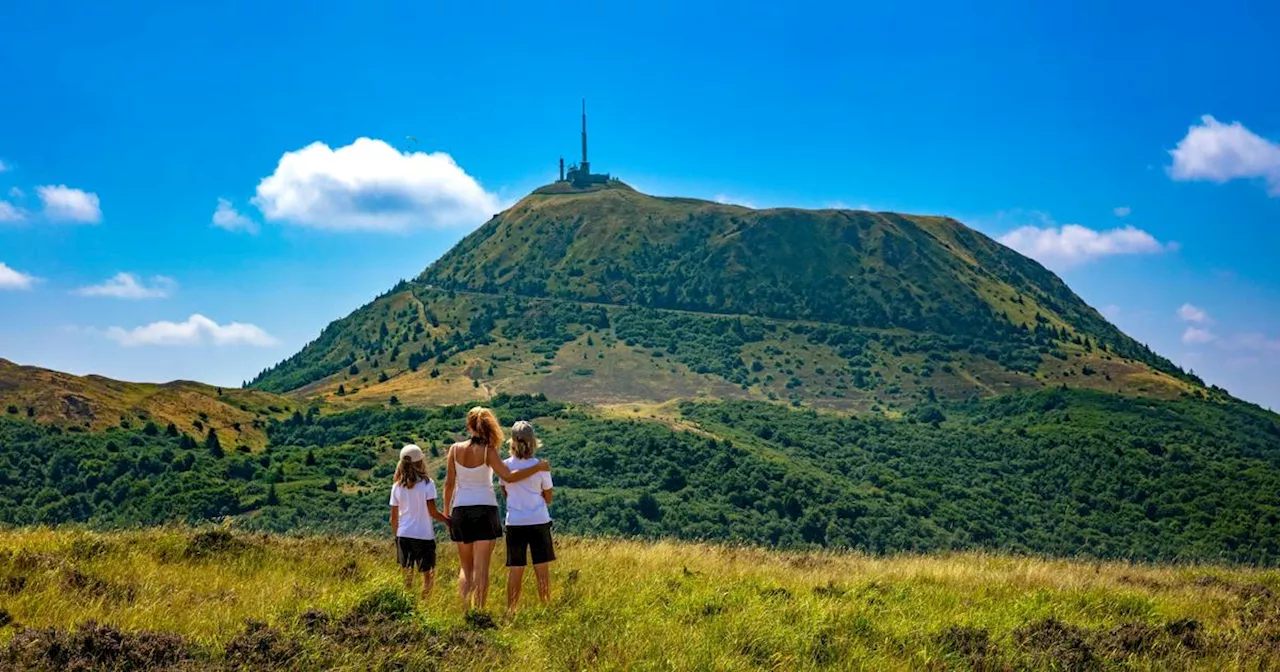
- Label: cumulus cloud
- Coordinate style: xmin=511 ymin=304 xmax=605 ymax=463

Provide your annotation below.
xmin=74 ymin=273 xmax=176 ymax=299
xmin=251 ymin=138 xmax=501 ymax=231
xmin=104 ymin=314 xmax=277 ymax=347
xmin=8 ymin=187 xmax=22 ymax=198
xmin=0 ymin=262 xmax=37 ymax=290
xmin=1113 ymin=206 xmax=1131 ymax=217
xmin=36 ymin=185 xmax=102 ymax=223
xmin=1182 ymin=327 xmax=1217 ymax=345
xmin=713 ymin=194 xmax=758 ymax=208
xmin=0 ymin=201 xmax=25 ymax=223
xmin=0 ymin=159 xmax=8 ymax=172
xmin=1168 ymin=115 xmax=1280 ymax=196
xmin=998 ymin=222 xmax=1171 ymax=270
xmin=212 ymin=197 xmax=258 ymax=233
xmin=1177 ymin=303 xmax=1210 ymax=324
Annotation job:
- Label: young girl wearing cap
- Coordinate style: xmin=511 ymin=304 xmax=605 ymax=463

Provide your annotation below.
xmin=389 ymin=444 xmax=450 ymax=597
xmin=500 ymin=420 xmax=555 ymax=619
xmin=444 ymin=407 xmax=549 ymax=612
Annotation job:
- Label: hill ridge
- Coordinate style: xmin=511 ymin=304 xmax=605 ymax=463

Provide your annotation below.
xmin=249 ymin=184 xmax=1202 ymax=411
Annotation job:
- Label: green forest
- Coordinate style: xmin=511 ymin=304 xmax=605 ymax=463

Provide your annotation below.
xmin=3 ymin=389 xmax=1277 ymax=564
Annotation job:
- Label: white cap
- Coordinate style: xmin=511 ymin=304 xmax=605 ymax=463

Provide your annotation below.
xmin=399 ymin=444 xmax=425 ymax=462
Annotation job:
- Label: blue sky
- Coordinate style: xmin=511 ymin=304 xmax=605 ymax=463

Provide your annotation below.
xmin=2 ymin=0 xmax=1279 ymax=409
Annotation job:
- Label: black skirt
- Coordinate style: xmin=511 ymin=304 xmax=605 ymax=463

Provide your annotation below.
xmin=449 ymin=505 xmax=503 ymax=543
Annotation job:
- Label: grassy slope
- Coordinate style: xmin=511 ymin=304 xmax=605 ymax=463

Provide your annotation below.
xmin=248 ymin=183 xmax=1205 ymax=412
xmin=0 ymin=358 xmax=297 ymax=450
xmin=1 ymin=528 xmax=1278 ymax=670
xmin=253 ymin=286 xmax=1196 ymax=414
xmin=420 ymin=184 xmax=1182 ymax=374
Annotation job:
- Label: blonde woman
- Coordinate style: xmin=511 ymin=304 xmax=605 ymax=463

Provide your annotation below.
xmin=500 ymin=420 xmax=555 ymax=618
xmin=389 ymin=444 xmax=450 ymax=597
xmin=443 ymin=407 xmax=549 ymax=612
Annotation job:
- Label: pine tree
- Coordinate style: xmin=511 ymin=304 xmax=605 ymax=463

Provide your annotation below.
xmin=205 ymin=429 xmax=224 ymax=459
xmin=165 ymin=423 xmax=179 ymax=437
xmin=305 ymin=449 xmax=317 ymax=467
xmin=266 ymin=483 xmax=280 ymax=506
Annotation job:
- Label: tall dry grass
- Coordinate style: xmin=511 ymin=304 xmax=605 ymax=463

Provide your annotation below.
xmin=0 ymin=528 xmax=1277 ymax=670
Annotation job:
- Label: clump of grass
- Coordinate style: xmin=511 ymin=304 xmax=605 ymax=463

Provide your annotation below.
xmin=0 ymin=528 xmax=1277 ymax=669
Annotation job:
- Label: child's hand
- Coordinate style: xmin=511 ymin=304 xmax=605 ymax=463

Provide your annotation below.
xmin=538 ymin=459 xmax=551 ymax=472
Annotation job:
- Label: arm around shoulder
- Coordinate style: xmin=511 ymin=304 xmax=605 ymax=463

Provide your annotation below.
xmin=488 ymin=446 xmax=548 ymax=483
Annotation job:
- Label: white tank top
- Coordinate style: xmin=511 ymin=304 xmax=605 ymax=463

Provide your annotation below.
xmin=452 ymin=457 xmax=498 ymax=507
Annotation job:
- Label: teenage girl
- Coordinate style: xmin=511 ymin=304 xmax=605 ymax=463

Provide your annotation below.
xmin=500 ymin=420 xmax=556 ymax=618
xmin=443 ymin=407 xmax=549 ymax=612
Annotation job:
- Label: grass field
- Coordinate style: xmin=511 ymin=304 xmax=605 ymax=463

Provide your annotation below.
xmin=1 ymin=528 xmax=1278 ymax=670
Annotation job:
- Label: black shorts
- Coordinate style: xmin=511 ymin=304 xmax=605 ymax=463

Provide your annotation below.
xmin=396 ymin=536 xmax=436 ymax=572
xmin=505 ymin=522 xmax=556 ymax=567
xmin=449 ymin=505 xmax=503 ymax=543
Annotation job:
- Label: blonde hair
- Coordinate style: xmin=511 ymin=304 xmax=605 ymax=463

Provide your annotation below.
xmin=394 ymin=457 xmax=428 ymax=488
xmin=466 ymin=406 xmax=504 ymax=452
xmin=508 ymin=420 xmax=540 ymax=459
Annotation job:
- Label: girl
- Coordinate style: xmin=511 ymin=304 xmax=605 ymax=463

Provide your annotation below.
xmin=389 ymin=444 xmax=450 ymax=597
xmin=443 ymin=407 xmax=549 ymax=612
xmin=500 ymin=420 xmax=555 ymax=619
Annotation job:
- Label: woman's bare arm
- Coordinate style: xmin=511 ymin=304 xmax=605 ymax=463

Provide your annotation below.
xmin=389 ymin=506 xmax=399 ymax=536
xmin=542 ymin=489 xmax=553 ymax=506
xmin=487 ymin=446 xmax=548 ymax=483
xmin=443 ymin=445 xmax=457 ymax=516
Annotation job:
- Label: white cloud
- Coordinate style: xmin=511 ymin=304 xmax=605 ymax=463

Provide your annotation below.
xmin=1113 ymin=206 xmax=1131 ymax=217
xmin=1177 ymin=303 xmax=1210 ymax=324
xmin=998 ymin=223 xmax=1171 ymax=270
xmin=74 ymin=273 xmax=176 ymax=299
xmin=1102 ymin=304 xmax=1122 ymax=318
xmin=0 ymin=159 xmax=7 ymax=172
xmin=212 ymin=197 xmax=258 ymax=233
xmin=0 ymin=262 xmax=37 ymax=290
xmin=1182 ymin=327 xmax=1217 ymax=344
xmin=1168 ymin=115 xmax=1280 ymax=196
xmin=0 ymin=201 xmax=25 ymax=223
xmin=251 ymin=138 xmax=501 ymax=231
xmin=36 ymin=185 xmax=102 ymax=223
xmin=104 ymin=314 xmax=277 ymax=347
xmin=713 ymin=194 xmax=757 ymax=208
xmin=8 ymin=187 xmax=22 ymax=198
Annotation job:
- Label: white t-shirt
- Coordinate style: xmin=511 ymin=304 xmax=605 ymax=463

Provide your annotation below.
xmin=389 ymin=479 xmax=438 ymax=540
xmin=501 ymin=457 xmax=553 ymax=526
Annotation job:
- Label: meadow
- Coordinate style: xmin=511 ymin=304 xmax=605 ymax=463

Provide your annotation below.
xmin=1 ymin=528 xmax=1278 ymax=670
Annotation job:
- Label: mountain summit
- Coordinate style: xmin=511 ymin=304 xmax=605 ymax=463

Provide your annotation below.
xmin=250 ymin=185 xmax=1201 ymax=410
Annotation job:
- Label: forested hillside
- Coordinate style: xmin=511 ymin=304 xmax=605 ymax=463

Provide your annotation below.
xmin=4 ymin=390 xmax=1277 ymax=564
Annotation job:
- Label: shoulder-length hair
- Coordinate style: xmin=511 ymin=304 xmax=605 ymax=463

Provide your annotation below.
xmin=394 ymin=457 xmax=428 ymax=488
xmin=507 ymin=420 xmax=540 ymax=459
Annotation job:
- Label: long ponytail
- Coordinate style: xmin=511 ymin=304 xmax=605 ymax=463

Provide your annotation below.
xmin=466 ymin=407 xmax=504 ymax=452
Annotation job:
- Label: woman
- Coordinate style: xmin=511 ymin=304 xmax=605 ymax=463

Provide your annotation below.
xmin=500 ymin=420 xmax=555 ymax=619
xmin=443 ymin=406 xmax=549 ymax=612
